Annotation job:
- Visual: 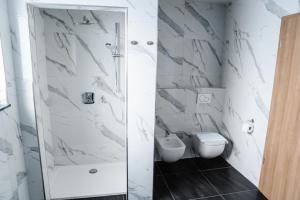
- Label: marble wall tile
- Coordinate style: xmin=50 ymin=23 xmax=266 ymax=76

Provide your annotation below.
xmin=38 ymin=9 xmax=126 ymax=166
xmin=0 ymin=0 xmax=29 ymax=199
xmin=155 ymin=88 xmax=225 ymax=159
xmin=157 ymin=0 xmax=225 ymax=90
xmin=9 ymin=0 xmax=158 ymax=199
xmin=155 ymin=0 xmax=226 ymax=160
xmin=221 ymin=0 xmax=300 ymax=186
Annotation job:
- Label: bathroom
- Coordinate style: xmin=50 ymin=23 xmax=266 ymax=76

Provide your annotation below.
xmin=0 ymin=0 xmax=300 ymax=200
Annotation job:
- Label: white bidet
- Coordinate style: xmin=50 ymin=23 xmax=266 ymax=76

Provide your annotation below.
xmin=156 ymin=134 xmax=186 ymax=163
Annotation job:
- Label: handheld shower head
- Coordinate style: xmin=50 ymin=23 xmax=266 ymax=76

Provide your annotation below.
xmin=105 ymin=43 xmax=112 ymax=48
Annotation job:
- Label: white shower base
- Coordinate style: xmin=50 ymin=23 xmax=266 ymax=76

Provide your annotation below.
xmin=49 ymin=162 xmax=127 ymax=199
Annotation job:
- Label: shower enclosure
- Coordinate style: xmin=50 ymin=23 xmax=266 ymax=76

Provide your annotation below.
xmin=28 ymin=5 xmax=127 ymax=199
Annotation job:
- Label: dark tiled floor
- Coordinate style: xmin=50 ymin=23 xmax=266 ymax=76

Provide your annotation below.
xmin=74 ymin=195 xmax=126 ymax=200
xmin=154 ymin=157 xmax=268 ymax=200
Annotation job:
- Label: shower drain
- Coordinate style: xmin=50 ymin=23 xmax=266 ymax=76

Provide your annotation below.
xmin=89 ymin=168 xmax=98 ymax=174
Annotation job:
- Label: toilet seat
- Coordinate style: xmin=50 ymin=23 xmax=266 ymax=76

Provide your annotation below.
xmin=192 ymin=132 xmax=228 ymax=158
xmin=195 ymin=132 xmax=227 ymax=145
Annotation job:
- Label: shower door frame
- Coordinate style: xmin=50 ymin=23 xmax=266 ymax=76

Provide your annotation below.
xmin=27 ymin=3 xmax=128 ymax=199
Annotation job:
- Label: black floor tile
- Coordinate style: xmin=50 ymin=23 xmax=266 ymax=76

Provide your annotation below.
xmin=155 ymin=163 xmax=162 ymax=176
xmin=157 ymin=158 xmax=199 ymax=174
xmin=194 ymin=157 xmax=230 ymax=171
xmin=153 ymin=176 xmax=173 ymax=200
xmin=196 ymin=196 xmax=224 ymax=200
xmin=75 ymin=195 xmax=126 ymax=200
xmin=164 ymin=171 xmax=219 ymax=200
xmin=202 ymin=168 xmax=256 ymax=194
xmin=222 ymin=190 xmax=268 ymax=200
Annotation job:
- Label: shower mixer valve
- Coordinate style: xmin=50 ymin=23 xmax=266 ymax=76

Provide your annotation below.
xmin=82 ymin=92 xmax=95 ymax=104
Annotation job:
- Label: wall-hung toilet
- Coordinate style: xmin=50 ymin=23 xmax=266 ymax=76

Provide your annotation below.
xmin=193 ymin=132 xmax=228 ymax=159
xmin=156 ymin=134 xmax=186 ymax=163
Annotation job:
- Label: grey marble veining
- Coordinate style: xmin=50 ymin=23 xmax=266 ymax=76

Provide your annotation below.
xmin=42 ymin=10 xmax=73 ymax=33
xmin=225 ymin=98 xmax=243 ymax=123
xmin=200 ymin=39 xmax=222 ymax=67
xmin=183 ymin=58 xmax=214 ymax=87
xmin=46 ymin=56 xmax=75 ymax=76
xmin=75 ymin=35 xmax=108 ymax=76
xmin=38 ymin=9 xmax=127 ymax=167
xmin=20 ymin=123 xmax=37 ymax=137
xmin=53 ymin=33 xmax=76 ymax=65
xmin=158 ymin=6 xmax=184 ymax=37
xmin=137 ymin=116 xmax=154 ymax=141
xmin=220 ymin=0 xmax=300 ymax=186
xmin=254 ymin=90 xmax=269 ymax=119
xmin=0 ymin=3 xmax=31 ymax=199
xmin=0 ymin=138 xmax=14 ymax=155
xmin=42 ymin=10 xmax=109 ymax=76
xmin=263 ymin=0 xmax=289 ymax=18
xmin=8 ymin=0 xmax=159 ymax=199
xmin=158 ymin=40 xmax=183 ymax=65
xmin=155 ymin=88 xmax=225 ymax=159
xmin=100 ymin=95 xmax=125 ymax=125
xmin=158 ymin=89 xmax=186 ymax=113
xmin=156 ymin=0 xmax=226 ymax=161
xmin=48 ymin=85 xmax=80 ymax=110
xmin=231 ymin=18 xmax=265 ymax=83
xmin=184 ymin=1 xmax=220 ymax=40
xmin=227 ymin=59 xmax=242 ymax=79
xmin=90 ymin=11 xmax=108 ymax=33
xmin=92 ymin=76 xmax=125 ymax=101
xmin=98 ymin=125 xmax=125 ymax=148
xmin=66 ymin=10 xmax=76 ymax=25
xmin=157 ymin=0 xmax=225 ymax=90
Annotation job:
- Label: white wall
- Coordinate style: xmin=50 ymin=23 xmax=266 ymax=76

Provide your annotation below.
xmin=8 ymin=0 xmax=158 ymax=199
xmin=155 ymin=88 xmax=225 ymax=159
xmin=221 ymin=0 xmax=300 ymax=186
xmin=158 ymin=0 xmax=225 ymax=89
xmin=41 ymin=8 xmax=126 ymax=166
xmin=0 ymin=0 xmax=30 ymax=199
xmin=7 ymin=1 xmax=46 ymax=199
xmin=155 ymin=0 xmax=227 ymax=159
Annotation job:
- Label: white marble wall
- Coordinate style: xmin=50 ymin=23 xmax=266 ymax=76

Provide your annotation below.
xmin=221 ymin=0 xmax=300 ymax=186
xmin=7 ymin=0 xmax=46 ymax=199
xmin=27 ymin=6 xmax=54 ymax=198
xmin=158 ymin=0 xmax=225 ymax=89
xmin=40 ymin=9 xmax=126 ymax=166
xmin=9 ymin=0 xmax=158 ymax=199
xmin=155 ymin=88 xmax=225 ymax=159
xmin=155 ymin=0 xmax=226 ymax=159
xmin=0 ymin=0 xmax=30 ymax=199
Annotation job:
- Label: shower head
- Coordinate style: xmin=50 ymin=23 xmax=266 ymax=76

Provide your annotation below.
xmin=105 ymin=22 xmax=122 ymax=58
xmin=76 ymin=16 xmax=94 ymax=25
xmin=105 ymin=43 xmax=112 ymax=48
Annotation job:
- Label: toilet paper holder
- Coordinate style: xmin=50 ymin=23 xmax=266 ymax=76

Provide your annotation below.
xmin=242 ymin=118 xmax=255 ymax=134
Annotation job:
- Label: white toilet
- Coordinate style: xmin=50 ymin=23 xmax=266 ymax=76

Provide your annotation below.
xmin=156 ymin=134 xmax=186 ymax=163
xmin=193 ymin=132 xmax=228 ymax=159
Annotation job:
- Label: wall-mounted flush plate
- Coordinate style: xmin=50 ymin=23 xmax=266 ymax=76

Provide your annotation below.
xmin=197 ymin=93 xmax=212 ymax=104
xmin=82 ymin=92 xmax=94 ymax=104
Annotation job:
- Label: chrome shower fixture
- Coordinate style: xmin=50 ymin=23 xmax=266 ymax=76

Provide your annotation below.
xmin=76 ymin=16 xmax=94 ymax=25
xmin=105 ymin=23 xmax=121 ymax=58
xmin=105 ymin=43 xmax=121 ymax=57
xmin=82 ymin=92 xmax=95 ymax=104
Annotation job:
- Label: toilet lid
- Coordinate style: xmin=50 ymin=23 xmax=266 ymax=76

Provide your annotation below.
xmin=195 ymin=132 xmax=227 ymax=145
